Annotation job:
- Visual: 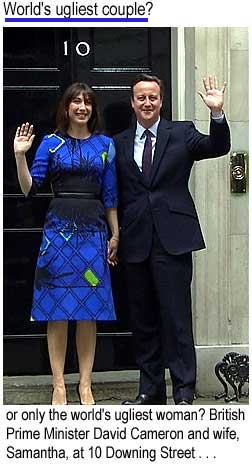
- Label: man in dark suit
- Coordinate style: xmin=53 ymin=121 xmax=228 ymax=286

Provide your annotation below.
xmin=114 ymin=74 xmax=230 ymax=405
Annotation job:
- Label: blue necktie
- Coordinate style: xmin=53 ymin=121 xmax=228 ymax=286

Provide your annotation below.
xmin=142 ymin=129 xmax=152 ymax=179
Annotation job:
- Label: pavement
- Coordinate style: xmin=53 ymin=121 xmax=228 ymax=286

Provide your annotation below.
xmin=3 ymin=370 xmax=249 ymax=405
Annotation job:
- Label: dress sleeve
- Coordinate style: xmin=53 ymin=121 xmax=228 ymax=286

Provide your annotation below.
xmin=28 ymin=136 xmax=51 ymax=195
xmin=101 ymin=139 xmax=118 ymax=208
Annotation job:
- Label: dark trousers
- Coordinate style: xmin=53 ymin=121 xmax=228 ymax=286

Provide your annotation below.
xmin=123 ymin=231 xmax=196 ymax=404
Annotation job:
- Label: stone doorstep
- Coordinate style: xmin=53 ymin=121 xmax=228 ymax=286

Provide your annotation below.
xmin=4 ymin=383 xmax=141 ymax=405
xmin=4 ymin=383 xmax=248 ymax=405
xmin=3 ymin=371 xmax=166 ymax=405
xmin=3 ymin=367 xmax=249 ymax=405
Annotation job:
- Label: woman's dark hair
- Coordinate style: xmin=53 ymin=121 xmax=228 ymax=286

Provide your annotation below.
xmin=56 ymin=82 xmax=101 ymax=134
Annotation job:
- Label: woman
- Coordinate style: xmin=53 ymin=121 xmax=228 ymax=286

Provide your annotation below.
xmin=14 ymin=83 xmax=119 ymax=405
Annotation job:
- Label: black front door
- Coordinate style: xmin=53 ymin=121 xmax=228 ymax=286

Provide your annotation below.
xmin=3 ymin=27 xmax=171 ymax=375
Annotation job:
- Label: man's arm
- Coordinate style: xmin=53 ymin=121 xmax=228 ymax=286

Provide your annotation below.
xmin=185 ymin=75 xmax=230 ymax=160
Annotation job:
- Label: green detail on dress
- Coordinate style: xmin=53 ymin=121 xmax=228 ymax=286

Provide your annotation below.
xmin=84 ymin=268 xmax=99 ymax=287
xmin=101 ymin=151 xmax=108 ymax=164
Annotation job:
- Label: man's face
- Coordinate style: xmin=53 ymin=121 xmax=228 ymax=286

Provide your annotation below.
xmin=131 ymin=80 xmax=162 ymax=128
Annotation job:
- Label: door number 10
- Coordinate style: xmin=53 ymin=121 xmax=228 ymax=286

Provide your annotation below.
xmin=64 ymin=41 xmax=90 ymax=57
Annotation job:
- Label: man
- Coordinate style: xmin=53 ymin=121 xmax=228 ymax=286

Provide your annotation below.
xmin=114 ymin=74 xmax=230 ymax=405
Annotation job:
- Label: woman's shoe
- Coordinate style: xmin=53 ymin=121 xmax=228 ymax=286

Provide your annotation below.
xmin=51 ymin=385 xmax=67 ymax=405
xmin=76 ymin=383 xmax=96 ymax=405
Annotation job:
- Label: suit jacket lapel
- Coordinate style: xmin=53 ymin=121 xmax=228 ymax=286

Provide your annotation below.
xmin=150 ymin=119 xmax=172 ymax=184
xmin=121 ymin=119 xmax=172 ymax=187
xmin=122 ymin=126 xmax=142 ymax=176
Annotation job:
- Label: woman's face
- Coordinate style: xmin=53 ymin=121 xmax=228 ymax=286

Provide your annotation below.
xmin=67 ymin=92 xmax=93 ymax=128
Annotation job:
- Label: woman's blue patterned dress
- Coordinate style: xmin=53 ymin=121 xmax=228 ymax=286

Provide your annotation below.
xmin=29 ymin=132 xmax=118 ymax=321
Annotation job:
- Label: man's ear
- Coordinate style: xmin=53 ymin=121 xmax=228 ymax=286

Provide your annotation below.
xmin=130 ymin=97 xmax=134 ymax=109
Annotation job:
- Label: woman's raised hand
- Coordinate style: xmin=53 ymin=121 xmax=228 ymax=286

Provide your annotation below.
xmin=14 ymin=122 xmax=35 ymax=155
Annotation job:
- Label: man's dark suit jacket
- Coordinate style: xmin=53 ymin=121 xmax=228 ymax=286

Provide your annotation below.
xmin=114 ymin=117 xmax=231 ymax=262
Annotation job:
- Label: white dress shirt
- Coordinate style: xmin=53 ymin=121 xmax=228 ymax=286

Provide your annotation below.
xmin=134 ymin=118 xmax=160 ymax=171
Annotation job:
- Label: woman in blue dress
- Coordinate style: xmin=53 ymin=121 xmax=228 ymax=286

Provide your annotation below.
xmin=14 ymin=83 xmax=119 ymax=405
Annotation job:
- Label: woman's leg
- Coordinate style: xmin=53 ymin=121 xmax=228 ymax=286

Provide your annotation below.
xmin=76 ymin=320 xmax=96 ymax=404
xmin=47 ymin=321 xmax=68 ymax=405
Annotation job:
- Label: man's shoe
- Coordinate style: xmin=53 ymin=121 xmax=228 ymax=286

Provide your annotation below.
xmin=122 ymin=394 xmax=166 ymax=405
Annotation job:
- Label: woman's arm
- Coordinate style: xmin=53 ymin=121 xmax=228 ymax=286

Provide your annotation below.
xmin=14 ymin=122 xmax=35 ymax=196
xmin=105 ymin=207 xmax=119 ymax=266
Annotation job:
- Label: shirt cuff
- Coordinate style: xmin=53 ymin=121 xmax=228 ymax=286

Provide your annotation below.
xmin=211 ymin=111 xmax=224 ymax=122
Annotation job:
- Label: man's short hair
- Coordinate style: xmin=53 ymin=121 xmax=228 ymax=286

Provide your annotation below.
xmin=131 ymin=73 xmax=164 ymax=99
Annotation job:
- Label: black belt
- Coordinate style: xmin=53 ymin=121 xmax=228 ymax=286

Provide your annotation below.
xmin=54 ymin=192 xmax=100 ymax=199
